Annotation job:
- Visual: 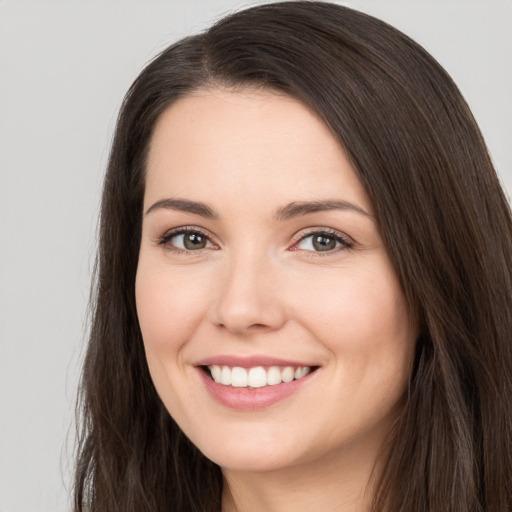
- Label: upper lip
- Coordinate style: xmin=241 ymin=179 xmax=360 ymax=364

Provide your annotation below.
xmin=194 ymin=355 xmax=317 ymax=368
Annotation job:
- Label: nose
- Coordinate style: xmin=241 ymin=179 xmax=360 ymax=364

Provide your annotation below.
xmin=208 ymin=252 xmax=287 ymax=336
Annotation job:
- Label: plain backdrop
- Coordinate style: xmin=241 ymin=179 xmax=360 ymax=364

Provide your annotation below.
xmin=0 ymin=1 xmax=511 ymax=511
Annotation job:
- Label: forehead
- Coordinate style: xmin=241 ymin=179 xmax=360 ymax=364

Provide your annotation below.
xmin=144 ymin=88 xmax=371 ymax=214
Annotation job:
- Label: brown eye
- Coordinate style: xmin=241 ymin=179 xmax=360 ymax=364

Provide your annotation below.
xmin=162 ymin=230 xmax=214 ymax=251
xmin=295 ymin=231 xmax=351 ymax=253
xmin=312 ymin=234 xmax=337 ymax=251
xmin=183 ymin=232 xmax=207 ymax=250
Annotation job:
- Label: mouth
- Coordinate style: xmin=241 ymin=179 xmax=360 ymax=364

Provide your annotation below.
xmin=195 ymin=356 xmax=320 ymax=410
xmin=202 ymin=364 xmax=317 ymax=388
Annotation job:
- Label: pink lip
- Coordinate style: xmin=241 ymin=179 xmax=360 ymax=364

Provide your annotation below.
xmin=195 ymin=354 xmax=313 ymax=368
xmin=195 ymin=365 xmax=317 ymax=411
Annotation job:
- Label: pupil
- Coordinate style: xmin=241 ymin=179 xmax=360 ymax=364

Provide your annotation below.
xmin=312 ymin=235 xmax=336 ymax=251
xmin=184 ymin=233 xmax=206 ymax=250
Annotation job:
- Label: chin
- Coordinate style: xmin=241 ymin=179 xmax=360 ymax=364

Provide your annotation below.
xmin=190 ymin=424 xmax=308 ymax=473
xmin=204 ymin=446 xmax=299 ymax=474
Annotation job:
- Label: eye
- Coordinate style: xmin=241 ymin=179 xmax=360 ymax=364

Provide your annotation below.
xmin=158 ymin=228 xmax=216 ymax=252
xmin=294 ymin=230 xmax=352 ymax=253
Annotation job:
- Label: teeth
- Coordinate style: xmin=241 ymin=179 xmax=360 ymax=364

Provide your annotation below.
xmin=248 ymin=366 xmax=267 ymax=388
xmin=267 ymin=366 xmax=282 ymax=386
xmin=295 ymin=367 xmax=308 ymax=379
xmin=208 ymin=365 xmax=312 ymax=388
xmin=210 ymin=365 xmax=222 ymax=383
xmin=220 ymin=365 xmax=232 ymax=385
xmin=231 ymin=367 xmax=247 ymax=387
xmin=281 ymin=367 xmax=295 ymax=383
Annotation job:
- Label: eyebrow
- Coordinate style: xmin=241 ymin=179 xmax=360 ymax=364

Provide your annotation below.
xmin=145 ymin=197 xmax=371 ymax=220
xmin=274 ymin=200 xmax=372 ymax=221
xmin=145 ymin=198 xmax=219 ymax=219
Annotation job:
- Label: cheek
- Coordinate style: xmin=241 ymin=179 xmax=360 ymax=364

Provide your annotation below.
xmin=286 ymin=261 xmax=413 ymax=392
xmin=290 ymin=265 xmax=413 ymax=437
xmin=292 ymin=264 xmax=409 ymax=340
xmin=135 ymin=262 xmax=210 ymax=353
xmin=135 ymin=262 xmax=211 ymax=413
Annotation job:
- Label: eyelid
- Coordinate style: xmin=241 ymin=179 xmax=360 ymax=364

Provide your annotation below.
xmin=154 ymin=225 xmax=354 ymax=255
xmin=289 ymin=227 xmax=355 ymax=254
xmin=156 ymin=226 xmax=219 ymax=252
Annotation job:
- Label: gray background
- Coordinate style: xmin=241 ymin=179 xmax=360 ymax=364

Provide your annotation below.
xmin=1 ymin=1 xmax=511 ymax=511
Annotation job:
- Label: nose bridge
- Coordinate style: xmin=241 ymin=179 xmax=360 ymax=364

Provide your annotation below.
xmin=211 ymin=242 xmax=285 ymax=334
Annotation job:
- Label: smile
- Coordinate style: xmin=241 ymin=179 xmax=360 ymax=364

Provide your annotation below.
xmin=196 ymin=358 xmax=319 ymax=410
xmin=207 ymin=365 xmax=312 ymax=388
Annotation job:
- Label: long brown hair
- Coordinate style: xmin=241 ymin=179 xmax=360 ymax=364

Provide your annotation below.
xmin=74 ymin=2 xmax=512 ymax=510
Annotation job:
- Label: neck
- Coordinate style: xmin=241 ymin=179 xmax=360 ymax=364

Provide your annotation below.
xmin=221 ymin=438 xmax=385 ymax=512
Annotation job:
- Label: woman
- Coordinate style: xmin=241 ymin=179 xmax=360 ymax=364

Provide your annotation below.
xmin=74 ymin=2 xmax=512 ymax=511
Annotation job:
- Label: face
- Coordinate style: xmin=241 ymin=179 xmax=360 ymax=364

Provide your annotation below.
xmin=136 ymin=88 xmax=416 ymax=474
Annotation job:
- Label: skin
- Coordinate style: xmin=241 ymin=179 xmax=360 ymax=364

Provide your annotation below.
xmin=136 ymin=88 xmax=416 ymax=512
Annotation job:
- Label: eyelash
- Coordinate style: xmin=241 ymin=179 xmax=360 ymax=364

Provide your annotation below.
xmin=156 ymin=227 xmax=354 ymax=255
xmin=291 ymin=228 xmax=354 ymax=256
xmin=157 ymin=226 xmax=215 ymax=254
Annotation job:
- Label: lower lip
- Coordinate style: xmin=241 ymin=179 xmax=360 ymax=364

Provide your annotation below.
xmin=197 ymin=368 xmax=315 ymax=411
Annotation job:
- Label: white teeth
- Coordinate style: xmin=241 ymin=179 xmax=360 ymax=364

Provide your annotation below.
xmin=295 ymin=367 xmax=310 ymax=379
xmin=207 ymin=364 xmax=313 ymax=388
xmin=220 ymin=365 xmax=232 ymax=385
xmin=267 ymin=366 xmax=282 ymax=386
xmin=231 ymin=367 xmax=247 ymax=387
xmin=281 ymin=366 xmax=295 ymax=383
xmin=210 ymin=365 xmax=222 ymax=383
xmin=248 ymin=366 xmax=267 ymax=388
